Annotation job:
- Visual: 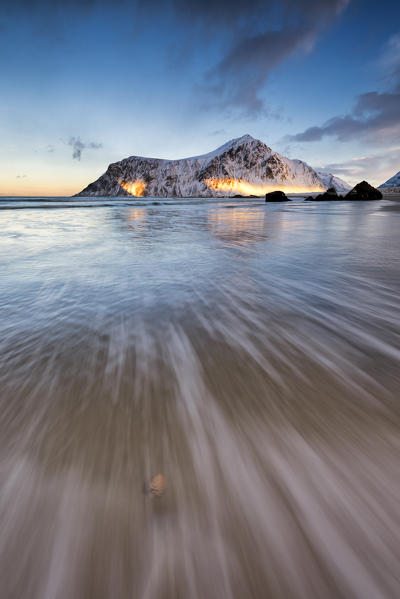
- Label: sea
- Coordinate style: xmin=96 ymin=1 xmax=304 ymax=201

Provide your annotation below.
xmin=0 ymin=195 xmax=399 ymax=599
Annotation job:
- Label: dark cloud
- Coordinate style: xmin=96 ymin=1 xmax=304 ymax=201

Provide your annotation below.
xmin=291 ymin=33 xmax=400 ymax=144
xmin=290 ymin=90 xmax=400 ymax=143
xmin=203 ymin=26 xmax=309 ymax=115
xmin=154 ymin=0 xmax=347 ymax=28
xmin=68 ymin=137 xmax=102 ymax=160
xmin=151 ymin=0 xmax=350 ymax=114
xmin=1 ymin=0 xmax=106 ymax=11
xmin=2 ymin=0 xmax=349 ymax=115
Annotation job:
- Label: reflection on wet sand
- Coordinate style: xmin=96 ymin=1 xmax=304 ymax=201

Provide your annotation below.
xmin=126 ymin=207 xmax=147 ymax=230
xmin=207 ymin=206 xmax=267 ymax=244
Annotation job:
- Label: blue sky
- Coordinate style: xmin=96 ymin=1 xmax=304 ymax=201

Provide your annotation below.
xmin=1 ymin=0 xmax=399 ymax=195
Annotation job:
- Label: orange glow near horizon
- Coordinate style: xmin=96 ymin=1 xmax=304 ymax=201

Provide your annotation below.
xmin=204 ymin=178 xmax=324 ymax=196
xmin=120 ymin=180 xmax=146 ymax=197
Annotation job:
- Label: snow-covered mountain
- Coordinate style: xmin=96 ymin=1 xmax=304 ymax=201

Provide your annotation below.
xmin=379 ymin=170 xmax=400 ymax=189
xmin=313 ymin=169 xmax=352 ymax=193
xmin=75 ymin=135 xmax=349 ymax=197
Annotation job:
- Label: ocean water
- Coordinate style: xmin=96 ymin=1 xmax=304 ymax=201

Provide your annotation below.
xmin=0 ymin=196 xmax=399 ymax=599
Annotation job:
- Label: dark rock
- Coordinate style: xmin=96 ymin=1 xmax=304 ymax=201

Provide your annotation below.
xmin=326 ymin=187 xmax=338 ymax=195
xmin=305 ymin=187 xmax=343 ymax=201
xmin=345 ymin=181 xmax=383 ymax=201
xmin=265 ymin=191 xmax=290 ymax=202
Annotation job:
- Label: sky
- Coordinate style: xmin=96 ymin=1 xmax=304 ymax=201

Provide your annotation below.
xmin=1 ymin=0 xmax=399 ymax=195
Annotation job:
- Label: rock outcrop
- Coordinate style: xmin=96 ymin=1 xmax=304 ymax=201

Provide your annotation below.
xmin=345 ymin=181 xmax=383 ymax=201
xmin=305 ymin=187 xmax=342 ymax=201
xmin=265 ymin=191 xmax=290 ymax=202
xmin=306 ymin=182 xmax=383 ymax=202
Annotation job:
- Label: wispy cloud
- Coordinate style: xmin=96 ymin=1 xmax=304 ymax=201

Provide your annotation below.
xmin=68 ymin=136 xmax=102 ymax=161
xmin=321 ymin=146 xmax=400 ymax=186
xmin=141 ymin=0 xmax=350 ymax=115
xmin=2 ymin=0 xmax=349 ymax=117
xmin=378 ymin=33 xmax=400 ymax=84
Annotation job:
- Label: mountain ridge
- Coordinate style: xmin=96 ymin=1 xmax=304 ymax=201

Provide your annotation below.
xmin=75 ymin=135 xmax=351 ymax=197
xmin=379 ymin=170 xmax=400 ymax=189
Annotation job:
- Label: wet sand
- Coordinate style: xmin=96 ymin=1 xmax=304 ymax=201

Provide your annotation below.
xmin=0 ymin=197 xmax=399 ymax=599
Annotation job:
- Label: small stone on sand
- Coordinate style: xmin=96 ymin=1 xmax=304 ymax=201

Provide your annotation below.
xmin=149 ymin=473 xmax=166 ymax=497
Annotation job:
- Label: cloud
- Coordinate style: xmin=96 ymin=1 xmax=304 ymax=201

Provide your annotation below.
xmin=2 ymin=0 xmax=349 ymax=116
xmin=320 ymin=146 xmax=400 ymax=186
xmin=202 ymin=27 xmax=309 ymax=116
xmin=68 ymin=136 xmax=102 ymax=160
xmin=0 ymin=0 xmax=109 ymax=11
xmin=378 ymin=33 xmax=400 ymax=84
xmin=16 ymin=174 xmax=27 ymax=178
xmin=165 ymin=0 xmax=350 ymax=115
xmin=290 ymin=90 xmax=400 ymax=144
xmin=290 ymin=33 xmax=400 ymax=145
xmin=162 ymin=0 xmax=348 ymax=29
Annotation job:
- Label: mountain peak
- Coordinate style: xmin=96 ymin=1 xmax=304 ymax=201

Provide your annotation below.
xmin=204 ymin=134 xmax=269 ymax=161
xmin=379 ymin=169 xmax=400 ymax=188
xmin=229 ymin=134 xmax=257 ymax=144
xmin=182 ymin=134 xmax=264 ymax=163
xmin=216 ymin=134 xmax=260 ymax=151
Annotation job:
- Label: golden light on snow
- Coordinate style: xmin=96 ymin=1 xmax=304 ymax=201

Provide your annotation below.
xmin=204 ymin=178 xmax=324 ymax=195
xmin=120 ymin=180 xmax=146 ymax=197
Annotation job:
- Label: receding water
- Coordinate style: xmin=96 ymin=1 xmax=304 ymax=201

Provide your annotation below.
xmin=0 ymin=196 xmax=399 ymax=599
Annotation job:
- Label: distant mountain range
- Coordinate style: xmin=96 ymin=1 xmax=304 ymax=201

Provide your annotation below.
xmin=379 ymin=170 xmax=400 ymax=190
xmin=76 ymin=134 xmax=351 ymax=197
